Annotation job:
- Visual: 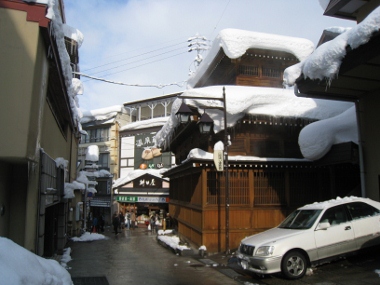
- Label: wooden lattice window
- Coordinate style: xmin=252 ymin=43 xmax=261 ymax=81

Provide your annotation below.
xmin=238 ymin=65 xmax=259 ymax=76
xmin=229 ymin=170 xmax=249 ymax=205
xmin=254 ymin=170 xmax=286 ymax=205
xmin=262 ymin=67 xmax=282 ymax=78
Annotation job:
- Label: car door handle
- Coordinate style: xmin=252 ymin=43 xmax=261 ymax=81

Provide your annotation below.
xmin=345 ymin=226 xmax=351 ymax=230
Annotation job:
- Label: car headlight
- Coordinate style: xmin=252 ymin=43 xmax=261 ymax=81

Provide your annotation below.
xmin=255 ymin=246 xmax=274 ymax=256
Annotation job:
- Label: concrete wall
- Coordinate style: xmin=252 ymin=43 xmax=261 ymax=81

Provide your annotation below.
xmin=0 ymin=8 xmax=47 ymax=162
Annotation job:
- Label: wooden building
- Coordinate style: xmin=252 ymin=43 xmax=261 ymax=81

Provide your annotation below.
xmin=155 ymin=29 xmax=360 ymax=253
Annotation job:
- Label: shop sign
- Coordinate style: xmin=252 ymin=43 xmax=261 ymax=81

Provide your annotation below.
xmin=116 ymin=196 xmax=168 ymax=203
xmin=117 ymin=196 xmax=138 ymax=202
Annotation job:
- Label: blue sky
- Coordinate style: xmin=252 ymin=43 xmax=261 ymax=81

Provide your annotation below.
xmin=64 ymin=0 xmax=355 ymax=111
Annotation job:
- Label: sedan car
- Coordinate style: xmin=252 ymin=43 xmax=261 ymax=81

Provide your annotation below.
xmin=236 ymin=196 xmax=380 ymax=279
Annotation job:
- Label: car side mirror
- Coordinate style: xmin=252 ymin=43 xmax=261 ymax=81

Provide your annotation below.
xmin=316 ymin=222 xmax=330 ymax=230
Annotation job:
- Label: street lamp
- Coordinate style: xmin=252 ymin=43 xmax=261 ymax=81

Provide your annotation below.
xmin=198 ymin=112 xmax=214 ymax=134
xmin=175 ymin=102 xmax=193 ymax=124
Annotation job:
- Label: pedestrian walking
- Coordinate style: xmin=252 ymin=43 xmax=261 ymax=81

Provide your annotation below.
xmin=154 ymin=213 xmax=160 ymax=233
xmin=91 ymin=216 xmax=98 ymax=233
xmin=112 ymin=212 xmax=120 ymax=235
xmin=98 ymin=214 xmax=105 ymax=233
xmin=119 ymin=212 xmax=125 ymax=230
xmin=150 ymin=214 xmax=155 ymax=232
xmin=131 ymin=211 xmax=136 ymax=230
xmin=126 ymin=211 xmax=131 ymax=230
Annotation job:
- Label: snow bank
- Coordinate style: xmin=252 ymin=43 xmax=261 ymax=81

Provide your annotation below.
xmin=0 ymin=237 xmax=73 ymax=285
xmin=70 ymin=232 xmax=107 ymax=242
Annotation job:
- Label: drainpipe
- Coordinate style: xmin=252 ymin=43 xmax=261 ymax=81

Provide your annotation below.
xmin=355 ymin=101 xmax=366 ymax=197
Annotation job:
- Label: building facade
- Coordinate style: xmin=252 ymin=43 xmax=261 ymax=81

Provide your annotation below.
xmin=78 ymin=106 xmax=130 ymax=225
xmin=0 ymin=0 xmax=82 ymax=256
xmin=114 ymin=94 xmax=178 ymax=218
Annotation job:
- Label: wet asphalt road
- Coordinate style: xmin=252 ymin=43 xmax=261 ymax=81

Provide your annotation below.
xmin=67 ymin=226 xmax=239 ymax=285
xmin=67 ymin=226 xmax=380 ymax=285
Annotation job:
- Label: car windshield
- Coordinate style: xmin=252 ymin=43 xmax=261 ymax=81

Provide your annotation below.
xmin=278 ymin=209 xmax=322 ymax=229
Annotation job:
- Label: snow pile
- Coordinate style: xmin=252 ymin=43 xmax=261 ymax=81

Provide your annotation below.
xmin=70 ymin=232 xmax=107 ymax=242
xmin=0 ymin=237 xmax=73 ymax=285
xmin=157 ymin=231 xmax=191 ymax=252
xmin=85 ymin=145 xmax=99 ymax=162
xmin=64 ymin=180 xmax=85 ymax=199
xmin=283 ymin=6 xmax=380 ymax=86
xmin=60 ymin=248 xmax=72 ymax=269
xmin=188 ymin=28 xmax=314 ymax=88
xmin=154 ymin=86 xmax=353 ymax=155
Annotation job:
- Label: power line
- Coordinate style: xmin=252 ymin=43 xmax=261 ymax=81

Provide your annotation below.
xmin=88 ymin=46 xmax=186 ymax=77
xmin=74 ymin=71 xmax=187 ymax=88
xmin=80 ymin=50 xmax=188 ymax=83
xmin=83 ymin=40 xmax=187 ymax=73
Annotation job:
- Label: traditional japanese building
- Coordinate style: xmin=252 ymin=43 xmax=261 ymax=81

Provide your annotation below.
xmin=155 ymin=29 xmax=360 ymax=253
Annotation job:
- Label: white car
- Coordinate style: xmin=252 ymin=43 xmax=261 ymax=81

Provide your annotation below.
xmin=236 ymin=196 xmax=380 ymax=279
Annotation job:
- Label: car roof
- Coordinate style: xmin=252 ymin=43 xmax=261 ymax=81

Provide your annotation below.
xmin=298 ymin=196 xmax=380 ymax=211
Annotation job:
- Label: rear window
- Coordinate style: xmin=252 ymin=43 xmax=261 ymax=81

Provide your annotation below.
xmin=346 ymin=202 xmax=380 ymax=220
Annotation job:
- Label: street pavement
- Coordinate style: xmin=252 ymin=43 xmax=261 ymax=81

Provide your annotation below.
xmin=66 ymin=226 xmax=380 ymax=285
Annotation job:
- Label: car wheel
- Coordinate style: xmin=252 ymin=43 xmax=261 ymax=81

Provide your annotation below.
xmin=281 ymin=250 xmax=307 ymax=279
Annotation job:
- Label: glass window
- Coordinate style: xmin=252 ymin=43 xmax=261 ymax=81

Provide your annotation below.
xmin=279 ymin=210 xmax=322 ymax=229
xmin=96 ymin=181 xmax=108 ymax=195
xmin=98 ymin=153 xmax=109 ymax=168
xmin=346 ymin=202 xmax=380 ymax=220
xmin=320 ymin=205 xmax=348 ymax=226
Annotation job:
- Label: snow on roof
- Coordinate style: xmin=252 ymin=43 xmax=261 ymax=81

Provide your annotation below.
xmin=299 ymin=196 xmax=378 ymax=210
xmin=154 ymin=85 xmax=353 ymax=152
xmin=120 ymin=117 xmax=169 ymax=131
xmin=185 ymin=148 xmax=309 ymax=163
xmin=283 ymin=6 xmax=380 ymax=86
xmin=81 ymin=105 xmax=124 ymax=124
xmin=187 ymin=28 xmax=314 ymax=88
xmin=299 ymin=106 xmax=357 ymax=160
xmin=44 ymin=0 xmax=84 ymax=132
xmin=113 ymin=169 xmax=168 ymax=188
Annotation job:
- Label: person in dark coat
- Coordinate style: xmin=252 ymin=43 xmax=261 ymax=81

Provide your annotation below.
xmin=91 ymin=216 xmax=98 ymax=233
xmin=112 ymin=212 xmax=120 ymax=235
xmin=98 ymin=214 xmax=105 ymax=232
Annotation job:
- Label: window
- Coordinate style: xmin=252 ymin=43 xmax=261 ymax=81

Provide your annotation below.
xmin=81 ymin=128 xmax=109 ymax=143
xmin=96 ymin=181 xmax=108 ymax=195
xmin=98 ymin=153 xmax=109 ymax=169
xmin=320 ymin=206 xmax=348 ymax=226
xmin=346 ymin=202 xmax=380 ymax=220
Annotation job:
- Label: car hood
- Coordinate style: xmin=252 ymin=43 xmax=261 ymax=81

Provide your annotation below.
xmin=241 ymin=227 xmax=306 ymax=247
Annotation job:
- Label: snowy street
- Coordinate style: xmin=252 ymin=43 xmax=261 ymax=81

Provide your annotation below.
xmin=66 ymin=226 xmax=380 ymax=285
